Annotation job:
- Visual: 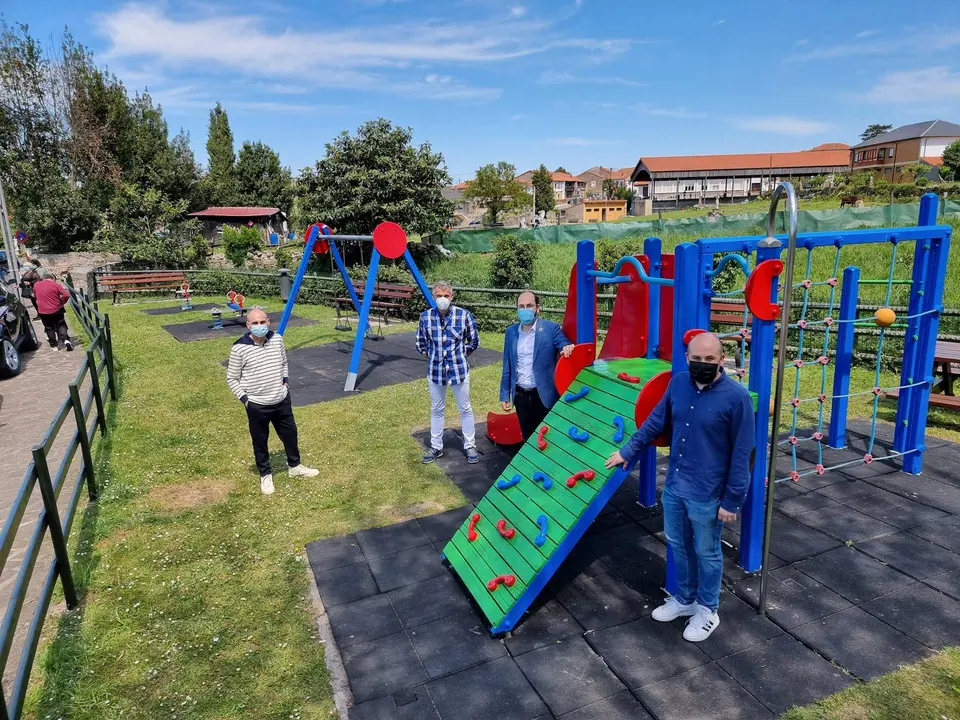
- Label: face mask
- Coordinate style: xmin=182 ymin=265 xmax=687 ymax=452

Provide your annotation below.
xmin=250 ymin=325 xmax=269 ymax=338
xmin=517 ymin=308 xmax=536 ymax=325
xmin=687 ymin=360 xmax=719 ymax=385
xmin=435 ymin=297 xmax=451 ymax=312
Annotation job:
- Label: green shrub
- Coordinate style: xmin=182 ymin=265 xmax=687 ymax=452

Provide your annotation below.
xmin=916 ymin=176 xmax=930 ymax=187
xmin=275 ymin=245 xmax=294 ymax=270
xmin=489 ymin=235 xmax=537 ymax=288
xmin=222 ymin=225 xmax=263 ymax=267
xmin=185 ymin=236 xmax=210 ymax=268
xmin=595 ymin=237 xmax=645 ymax=271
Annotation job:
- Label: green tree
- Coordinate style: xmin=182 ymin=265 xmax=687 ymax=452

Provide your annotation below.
xmin=901 ymin=163 xmax=930 ymax=184
xmin=860 ymin=124 xmax=892 ymax=142
xmin=531 ymin=164 xmax=555 ymax=214
xmin=295 ymin=118 xmax=452 ymax=235
xmin=554 ymin=166 xmax=568 ymax=174
xmin=203 ymin=102 xmax=237 ymax=205
xmin=236 ymin=140 xmax=293 ymax=211
xmin=602 ymin=178 xmax=634 ymax=201
xmin=490 ymin=234 xmax=537 ymax=288
xmin=463 ymin=161 xmax=531 ymax=225
xmin=221 ymin=225 xmax=263 ymax=267
xmin=942 ymin=139 xmax=960 ymax=181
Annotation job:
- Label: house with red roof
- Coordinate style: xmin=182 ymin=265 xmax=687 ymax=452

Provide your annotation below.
xmin=188 ymin=207 xmax=289 ymax=245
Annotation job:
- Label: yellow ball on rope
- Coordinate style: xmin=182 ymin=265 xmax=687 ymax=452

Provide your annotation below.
xmin=874 ymin=308 xmax=896 ymax=328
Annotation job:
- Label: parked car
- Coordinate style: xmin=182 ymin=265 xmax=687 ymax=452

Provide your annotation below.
xmin=0 ymin=287 xmax=39 ymax=378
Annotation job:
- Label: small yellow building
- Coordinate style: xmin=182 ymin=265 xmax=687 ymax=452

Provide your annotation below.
xmin=564 ymin=199 xmax=628 ymax=223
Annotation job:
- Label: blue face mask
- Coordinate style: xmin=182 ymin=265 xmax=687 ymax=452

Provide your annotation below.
xmin=517 ymin=308 xmax=536 ymax=325
xmin=250 ymin=325 xmax=269 ymax=338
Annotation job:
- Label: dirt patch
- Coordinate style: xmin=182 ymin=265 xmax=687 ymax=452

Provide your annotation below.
xmin=94 ymin=528 xmax=134 ymax=551
xmin=145 ymin=477 xmax=235 ymax=512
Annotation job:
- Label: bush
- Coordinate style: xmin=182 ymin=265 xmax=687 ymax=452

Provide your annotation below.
xmin=275 ymin=245 xmax=294 ymax=270
xmin=595 ymin=237 xmax=645 ymax=272
xmin=222 ymin=225 xmax=263 ymax=267
xmin=916 ymin=176 xmax=930 ymax=187
xmin=489 ymin=235 xmax=537 ymax=289
xmin=186 ymin=236 xmax=210 ymax=268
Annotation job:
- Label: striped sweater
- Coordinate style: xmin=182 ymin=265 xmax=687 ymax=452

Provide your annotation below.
xmin=226 ymin=331 xmax=289 ymax=405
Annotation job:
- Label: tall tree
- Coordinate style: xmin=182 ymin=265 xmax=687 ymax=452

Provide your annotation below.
xmin=941 ymin=139 xmax=960 ymax=181
xmin=860 ymin=124 xmax=892 ymax=142
xmin=531 ymin=164 xmax=555 ymax=214
xmin=295 ymin=118 xmax=452 ymax=235
xmin=204 ymin=102 xmax=237 ymax=205
xmin=463 ymin=161 xmax=531 ymax=225
xmin=236 ymin=140 xmax=293 ymax=211
xmin=554 ymin=166 xmax=568 ymax=174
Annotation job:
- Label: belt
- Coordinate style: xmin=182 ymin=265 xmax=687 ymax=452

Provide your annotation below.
xmin=515 ymin=386 xmax=538 ymax=394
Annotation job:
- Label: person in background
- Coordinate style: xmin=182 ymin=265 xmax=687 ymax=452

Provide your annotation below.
xmin=416 ymin=281 xmax=480 ymax=464
xmin=499 ymin=291 xmax=575 ymax=440
xmin=605 ymin=332 xmax=755 ymax=643
xmin=20 ymin=262 xmax=41 ymax=319
xmin=226 ymin=308 xmax=319 ymax=495
xmin=33 ymin=269 xmax=73 ymax=351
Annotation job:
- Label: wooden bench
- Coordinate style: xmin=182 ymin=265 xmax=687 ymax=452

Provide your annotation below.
xmin=334 ymin=282 xmax=416 ymax=336
xmin=98 ymin=271 xmax=186 ymax=304
xmin=710 ymin=300 xmax=752 ymax=366
xmin=884 ymin=388 xmax=960 ymax=411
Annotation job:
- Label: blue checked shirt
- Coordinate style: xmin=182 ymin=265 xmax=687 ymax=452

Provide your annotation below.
xmin=416 ymin=306 xmax=479 ymax=386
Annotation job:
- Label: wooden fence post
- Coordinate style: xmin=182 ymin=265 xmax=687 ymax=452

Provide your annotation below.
xmin=30 ymin=447 xmax=78 ymax=608
xmin=104 ymin=315 xmax=117 ymax=401
xmin=85 ymin=349 xmax=107 ymax=436
xmin=69 ymin=380 xmax=98 ymax=503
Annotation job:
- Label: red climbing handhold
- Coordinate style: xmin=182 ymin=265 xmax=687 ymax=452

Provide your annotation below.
xmin=495 ymin=519 xmax=516 ymax=540
xmin=744 ymin=258 xmax=785 ymax=321
xmin=566 ymin=469 xmax=597 ymax=488
xmin=816 ymin=464 xmax=825 ymax=475
xmin=467 ymin=513 xmax=481 ymax=542
xmin=537 ymin=425 xmax=549 ymax=451
xmin=487 ymin=574 xmax=516 ymax=591
xmin=617 ymin=372 xmax=640 ymax=383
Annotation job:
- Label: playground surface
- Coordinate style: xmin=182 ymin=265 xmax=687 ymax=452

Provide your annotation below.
xmin=162 ymin=311 xmax=317 ymax=342
xmin=143 ymin=303 xmax=218 ymax=315
xmin=307 ymin=420 xmax=960 ymax=720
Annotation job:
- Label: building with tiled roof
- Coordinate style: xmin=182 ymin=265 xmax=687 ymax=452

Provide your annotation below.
xmin=851 ymin=120 xmax=959 ymax=181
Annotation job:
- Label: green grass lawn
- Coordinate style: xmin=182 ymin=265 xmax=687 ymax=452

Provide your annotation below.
xmin=608 ymin=196 xmax=892 ymax=223
xmin=23 ymin=295 xmax=960 ymax=719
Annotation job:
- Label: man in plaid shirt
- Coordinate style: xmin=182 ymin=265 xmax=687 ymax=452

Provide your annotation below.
xmin=416 ymin=280 xmax=481 ymax=464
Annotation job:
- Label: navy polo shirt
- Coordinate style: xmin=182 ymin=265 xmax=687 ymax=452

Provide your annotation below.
xmin=620 ymin=371 xmax=756 ymax=513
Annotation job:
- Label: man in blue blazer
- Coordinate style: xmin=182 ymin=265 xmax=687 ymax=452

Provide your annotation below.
xmin=500 ymin=291 xmax=575 ymax=440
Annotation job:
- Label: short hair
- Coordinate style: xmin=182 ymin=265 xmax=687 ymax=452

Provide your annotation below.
xmin=433 ymin=280 xmax=453 ymax=294
xmin=517 ymin=290 xmax=540 ymax=306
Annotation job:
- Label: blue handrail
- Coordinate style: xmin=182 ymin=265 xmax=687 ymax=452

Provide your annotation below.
xmin=586 ymin=255 xmax=674 ymax=286
xmin=705 ymin=253 xmax=750 ymax=278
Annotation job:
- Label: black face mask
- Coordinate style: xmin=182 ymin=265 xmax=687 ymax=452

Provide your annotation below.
xmin=688 ymin=360 xmax=720 ymax=385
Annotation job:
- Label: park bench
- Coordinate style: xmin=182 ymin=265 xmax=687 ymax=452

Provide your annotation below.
xmin=334 ymin=282 xmax=416 ymax=337
xmin=711 ymin=300 xmax=752 ymax=366
xmin=98 ymin=271 xmax=185 ymax=304
xmin=885 ymin=340 xmax=960 ymax=411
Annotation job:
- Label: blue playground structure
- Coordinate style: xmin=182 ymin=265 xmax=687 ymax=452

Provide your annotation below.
xmin=276 ymin=221 xmax=435 ymax=391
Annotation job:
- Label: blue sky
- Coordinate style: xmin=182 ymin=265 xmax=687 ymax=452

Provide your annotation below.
xmin=6 ymin=0 xmax=960 ymax=181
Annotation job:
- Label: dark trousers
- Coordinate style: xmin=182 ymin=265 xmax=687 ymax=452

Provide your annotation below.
xmin=245 ymin=394 xmax=301 ymax=476
xmin=514 ymin=386 xmax=549 ymax=441
xmin=38 ymin=310 xmax=69 ymax=348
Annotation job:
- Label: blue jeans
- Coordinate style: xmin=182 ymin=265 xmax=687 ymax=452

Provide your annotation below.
xmin=662 ymin=485 xmax=724 ymax=612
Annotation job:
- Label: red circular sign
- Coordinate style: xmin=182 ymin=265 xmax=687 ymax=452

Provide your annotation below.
xmin=372 ymin=222 xmax=407 ymax=259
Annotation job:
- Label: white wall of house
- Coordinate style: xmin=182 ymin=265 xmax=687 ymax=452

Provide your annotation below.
xmin=920 ymin=137 xmax=960 ymax=157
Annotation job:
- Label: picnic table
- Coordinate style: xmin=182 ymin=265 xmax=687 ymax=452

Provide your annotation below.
xmin=885 ymin=340 xmax=960 ymax=411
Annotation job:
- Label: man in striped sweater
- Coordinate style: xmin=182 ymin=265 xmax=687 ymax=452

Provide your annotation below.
xmin=227 ymin=309 xmax=318 ymax=495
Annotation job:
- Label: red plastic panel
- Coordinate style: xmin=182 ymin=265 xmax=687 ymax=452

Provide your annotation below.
xmin=305 ymin=222 xmax=331 ymax=253
xmin=486 ymin=411 xmax=523 ymax=446
xmin=634 ymin=370 xmax=671 ymax=447
xmin=658 ymin=254 xmax=676 ymax=361
xmin=745 ymin=259 xmax=784 ymax=321
xmin=600 ymin=255 xmax=649 ymax=360
xmin=554 ymin=343 xmax=597 ymax=395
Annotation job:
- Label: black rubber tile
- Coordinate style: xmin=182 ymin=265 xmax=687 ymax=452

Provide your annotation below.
xmin=734 ymin=567 xmax=852 ymax=630
xmin=866 ymin=473 xmax=960 ymax=514
xmin=637 ymin=662 xmax=774 ymax=720
xmin=426 ymin=657 xmax=549 ymax=720
xmin=586 ymin=524 xmax=667 ymax=570
xmin=554 ymin=572 xmax=650 ymax=631
xmin=587 ymin=617 xmax=709 ymax=688
xmin=356 ymin=519 xmax=431 ymax=560
xmin=408 ymin=610 xmax=506 ymax=679
xmin=615 ymin=559 xmax=668 ymax=601
xmin=349 ymin=687 xmax=441 ymax=720
xmin=163 ymin=312 xmax=316 ymax=342
xmin=504 ymin=599 xmax=584 ymax=656
xmin=908 ymin=514 xmax=960 ymax=553
xmin=389 ymin=572 xmax=473 ymax=629
xmin=418 ymin=506 xmax=474 ymax=546
xmin=816 ymin=478 xmax=891 ymax=503
xmin=328 ymin=593 xmax=403 ymax=649
xmin=368 ymin=545 xmax=445 ymax=593
xmin=776 ymin=484 xmax=839 ymax=517
xmin=836 ymin=456 xmax=902 ymax=480
xmin=313 ymin=561 xmax=380 ymax=608
xmin=696 ymin=592 xmax=783 ymax=661
xmin=556 ymin=690 xmax=652 ymax=720
xmin=514 ymin=637 xmax=626 ymax=716
xmin=794 ymin=546 xmax=915 ymax=605
xmin=341 ymin=630 xmax=429 ymax=704
xmin=792 ymin=606 xmax=930 ymax=680
xmin=793 ymin=504 xmax=897 ymax=543
xmin=857 ymin=531 xmax=960 ymax=580
xmin=862 ymin=582 xmax=960 ymax=649
xmin=926 ymin=569 xmax=960 ymax=601
xmin=306 ymin=535 xmax=365 ymax=573
xmin=817 ymin=480 xmax=948 ymax=529
xmin=584 ymin=508 xmax=631 ymax=535
xmin=717 ymin=635 xmax=853 ymax=716
xmin=551 ymin=543 xmax=611 ymax=582
xmin=764 ymin=513 xmax=841 ymax=563
xmin=144 ymin=302 xmax=218 ymax=315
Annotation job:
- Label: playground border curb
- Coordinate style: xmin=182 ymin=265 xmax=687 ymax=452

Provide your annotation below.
xmin=305 ymin=565 xmax=353 ymax=718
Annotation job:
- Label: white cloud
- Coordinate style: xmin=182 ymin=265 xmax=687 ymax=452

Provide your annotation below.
xmin=862 ymin=66 xmax=960 ymax=104
xmin=539 ymin=70 xmax=647 ymax=87
xmin=795 ymin=38 xmax=809 ymax=46
xmin=788 ymin=28 xmax=960 ymax=61
xmin=510 ymin=6 xmax=527 ymax=17
xmin=856 ymin=29 xmax=879 ymax=38
xmin=732 ymin=116 xmax=831 ymax=135
xmin=548 ymin=137 xmax=620 ymax=146
xmin=714 ymin=19 xmax=726 ymax=26
xmin=634 ymin=104 xmax=705 ymax=119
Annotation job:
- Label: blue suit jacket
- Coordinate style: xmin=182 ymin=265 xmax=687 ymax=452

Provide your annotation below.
xmin=500 ymin=319 xmax=572 ymax=409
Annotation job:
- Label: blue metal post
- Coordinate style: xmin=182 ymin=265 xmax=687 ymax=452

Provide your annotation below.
xmin=277 ymin=226 xmax=318 ymax=335
xmin=697 ymin=251 xmax=714 ymax=330
xmin=740 ymin=244 xmax=780 ymax=572
xmin=344 ymin=250 xmax=381 ymax=392
xmin=903 ymin=197 xmax=950 ymax=474
xmin=636 ymin=237 xmax=662 ymax=508
xmin=828 ymin=266 xmax=861 ymax=448
xmin=575 ymin=240 xmax=596 ymax=345
xmin=329 ymin=237 xmax=363 ymax=315
xmin=403 ymin=248 xmax=437 ymax=310
xmin=895 ymin=194 xmax=938 ymax=454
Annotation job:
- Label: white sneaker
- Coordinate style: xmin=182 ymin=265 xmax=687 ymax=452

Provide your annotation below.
xmin=683 ymin=606 xmax=720 ymax=642
xmin=288 ymin=464 xmax=319 ymax=478
xmin=260 ymin=474 xmax=275 ymax=495
xmin=651 ymin=597 xmax=698 ymax=622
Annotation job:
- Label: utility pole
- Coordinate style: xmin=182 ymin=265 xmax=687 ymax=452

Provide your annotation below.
xmin=0 ymin=177 xmax=21 ymax=292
